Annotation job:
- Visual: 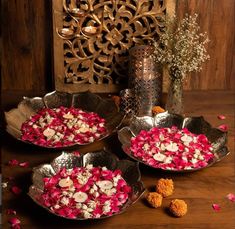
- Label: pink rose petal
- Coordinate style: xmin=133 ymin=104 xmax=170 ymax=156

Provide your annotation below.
xmin=6 ymin=209 xmax=17 ymax=215
xmin=19 ymin=162 xmax=29 ymax=168
xmin=8 ymin=217 xmax=21 ymax=228
xmin=217 ymin=115 xmax=226 ymax=120
xmin=226 ymin=193 xmax=235 ymax=202
xmin=8 ymin=159 xmax=19 ymax=166
xmin=11 ymin=186 xmax=22 ymax=195
xmin=218 ymin=124 xmax=228 ymax=132
xmin=212 ymin=203 xmax=221 ymax=211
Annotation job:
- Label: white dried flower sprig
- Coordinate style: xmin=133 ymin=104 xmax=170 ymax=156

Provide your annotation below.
xmin=152 ymin=14 xmax=210 ymax=81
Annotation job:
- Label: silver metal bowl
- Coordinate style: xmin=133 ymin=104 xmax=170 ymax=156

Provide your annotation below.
xmin=118 ymin=112 xmax=229 ymax=172
xmin=4 ymin=91 xmax=124 ymax=149
xmin=28 ymin=150 xmax=145 ymax=220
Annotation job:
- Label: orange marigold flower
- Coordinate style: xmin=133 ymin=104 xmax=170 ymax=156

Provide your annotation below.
xmin=169 ymin=199 xmax=188 ymax=217
xmin=156 ymin=178 xmax=174 ymax=197
xmin=152 ymin=106 xmax=165 ymax=115
xmin=146 ymin=192 xmax=163 ymax=208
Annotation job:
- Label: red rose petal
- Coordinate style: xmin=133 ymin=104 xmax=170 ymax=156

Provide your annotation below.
xmin=212 ymin=203 xmax=221 ymax=211
xmin=11 ymin=186 xmax=22 ymax=195
xmin=8 ymin=159 xmax=19 ymax=166
xmin=217 ymin=115 xmax=226 ymax=120
xmin=9 ymin=217 xmax=20 ymax=224
xmin=73 ymin=151 xmax=80 ymax=157
xmin=19 ymin=162 xmax=29 ymax=168
xmin=6 ymin=209 xmax=17 ymax=215
xmin=8 ymin=217 xmax=21 ymax=228
xmin=226 ymin=193 xmax=235 ymax=202
xmin=218 ymin=124 xmax=228 ymax=132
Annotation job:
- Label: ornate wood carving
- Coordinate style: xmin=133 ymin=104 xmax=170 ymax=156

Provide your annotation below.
xmin=53 ymin=0 xmax=175 ymax=93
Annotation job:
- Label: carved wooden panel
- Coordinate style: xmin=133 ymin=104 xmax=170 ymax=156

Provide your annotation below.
xmin=53 ymin=0 xmax=175 ymax=93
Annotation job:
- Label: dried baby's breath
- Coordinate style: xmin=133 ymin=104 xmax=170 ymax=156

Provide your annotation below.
xmin=152 ymin=14 xmax=210 ymax=81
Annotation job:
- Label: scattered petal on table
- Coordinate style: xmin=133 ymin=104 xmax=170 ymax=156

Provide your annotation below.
xmin=11 ymin=224 xmax=21 ymax=229
xmin=19 ymin=162 xmax=29 ymax=168
xmin=8 ymin=159 xmax=19 ymax=166
xmin=2 ymin=182 xmax=8 ymax=188
xmin=6 ymin=209 xmax=17 ymax=215
xmin=218 ymin=124 xmax=228 ymax=132
xmin=226 ymin=193 xmax=235 ymax=202
xmin=11 ymin=186 xmax=22 ymax=195
xmin=212 ymin=203 xmax=221 ymax=211
xmin=217 ymin=115 xmax=226 ymax=120
xmin=8 ymin=217 xmax=21 ymax=229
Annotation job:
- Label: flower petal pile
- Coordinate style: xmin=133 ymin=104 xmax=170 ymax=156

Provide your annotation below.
xmin=128 ymin=126 xmax=215 ymax=171
xmin=21 ymin=107 xmax=107 ymax=147
xmin=40 ymin=165 xmax=132 ymax=219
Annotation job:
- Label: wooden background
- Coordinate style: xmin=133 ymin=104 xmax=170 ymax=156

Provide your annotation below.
xmin=1 ymin=0 xmax=235 ymax=96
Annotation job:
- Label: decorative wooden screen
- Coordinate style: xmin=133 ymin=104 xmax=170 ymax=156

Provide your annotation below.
xmin=52 ymin=0 xmax=175 ymax=93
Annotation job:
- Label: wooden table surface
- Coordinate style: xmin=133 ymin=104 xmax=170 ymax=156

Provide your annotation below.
xmin=1 ymin=91 xmax=235 ymax=229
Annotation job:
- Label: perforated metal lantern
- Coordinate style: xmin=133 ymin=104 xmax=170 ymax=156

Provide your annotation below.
xmin=128 ymin=45 xmax=162 ymax=116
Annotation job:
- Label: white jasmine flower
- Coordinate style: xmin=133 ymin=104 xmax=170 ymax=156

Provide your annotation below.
xmin=83 ymin=211 xmax=92 ymax=219
xmin=153 ymin=153 xmax=166 ymax=162
xmin=54 ymin=204 xmax=60 ymax=209
xmin=166 ymin=142 xmax=179 ymax=152
xmin=142 ymin=143 xmax=150 ymax=151
xmin=60 ymin=197 xmax=69 ymax=206
xmin=96 ymin=180 xmax=113 ymax=190
xmin=86 ymin=164 xmax=93 ymax=170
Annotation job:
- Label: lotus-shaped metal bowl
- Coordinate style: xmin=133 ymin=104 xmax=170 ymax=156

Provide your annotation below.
xmin=118 ymin=112 xmax=229 ymax=172
xmin=4 ymin=91 xmax=124 ymax=149
xmin=28 ymin=150 xmax=145 ymax=220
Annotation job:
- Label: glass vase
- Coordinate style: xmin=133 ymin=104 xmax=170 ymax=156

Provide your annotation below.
xmin=165 ymin=78 xmax=183 ymax=114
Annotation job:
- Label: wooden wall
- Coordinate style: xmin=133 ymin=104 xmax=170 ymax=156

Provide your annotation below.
xmin=1 ymin=0 xmax=53 ymax=94
xmin=176 ymin=0 xmax=235 ymax=91
xmin=1 ymin=0 xmax=235 ymax=96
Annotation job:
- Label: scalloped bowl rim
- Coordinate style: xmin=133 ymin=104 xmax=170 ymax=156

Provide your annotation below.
xmin=28 ymin=150 xmax=146 ymax=220
xmin=4 ymin=91 xmax=125 ymax=149
xmin=118 ymin=112 xmax=229 ymax=173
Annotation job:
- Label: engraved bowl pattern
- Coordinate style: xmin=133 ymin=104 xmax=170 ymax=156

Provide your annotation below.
xmin=118 ymin=112 xmax=229 ymax=172
xmin=28 ymin=150 xmax=145 ymax=220
xmin=4 ymin=91 xmax=125 ymax=149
